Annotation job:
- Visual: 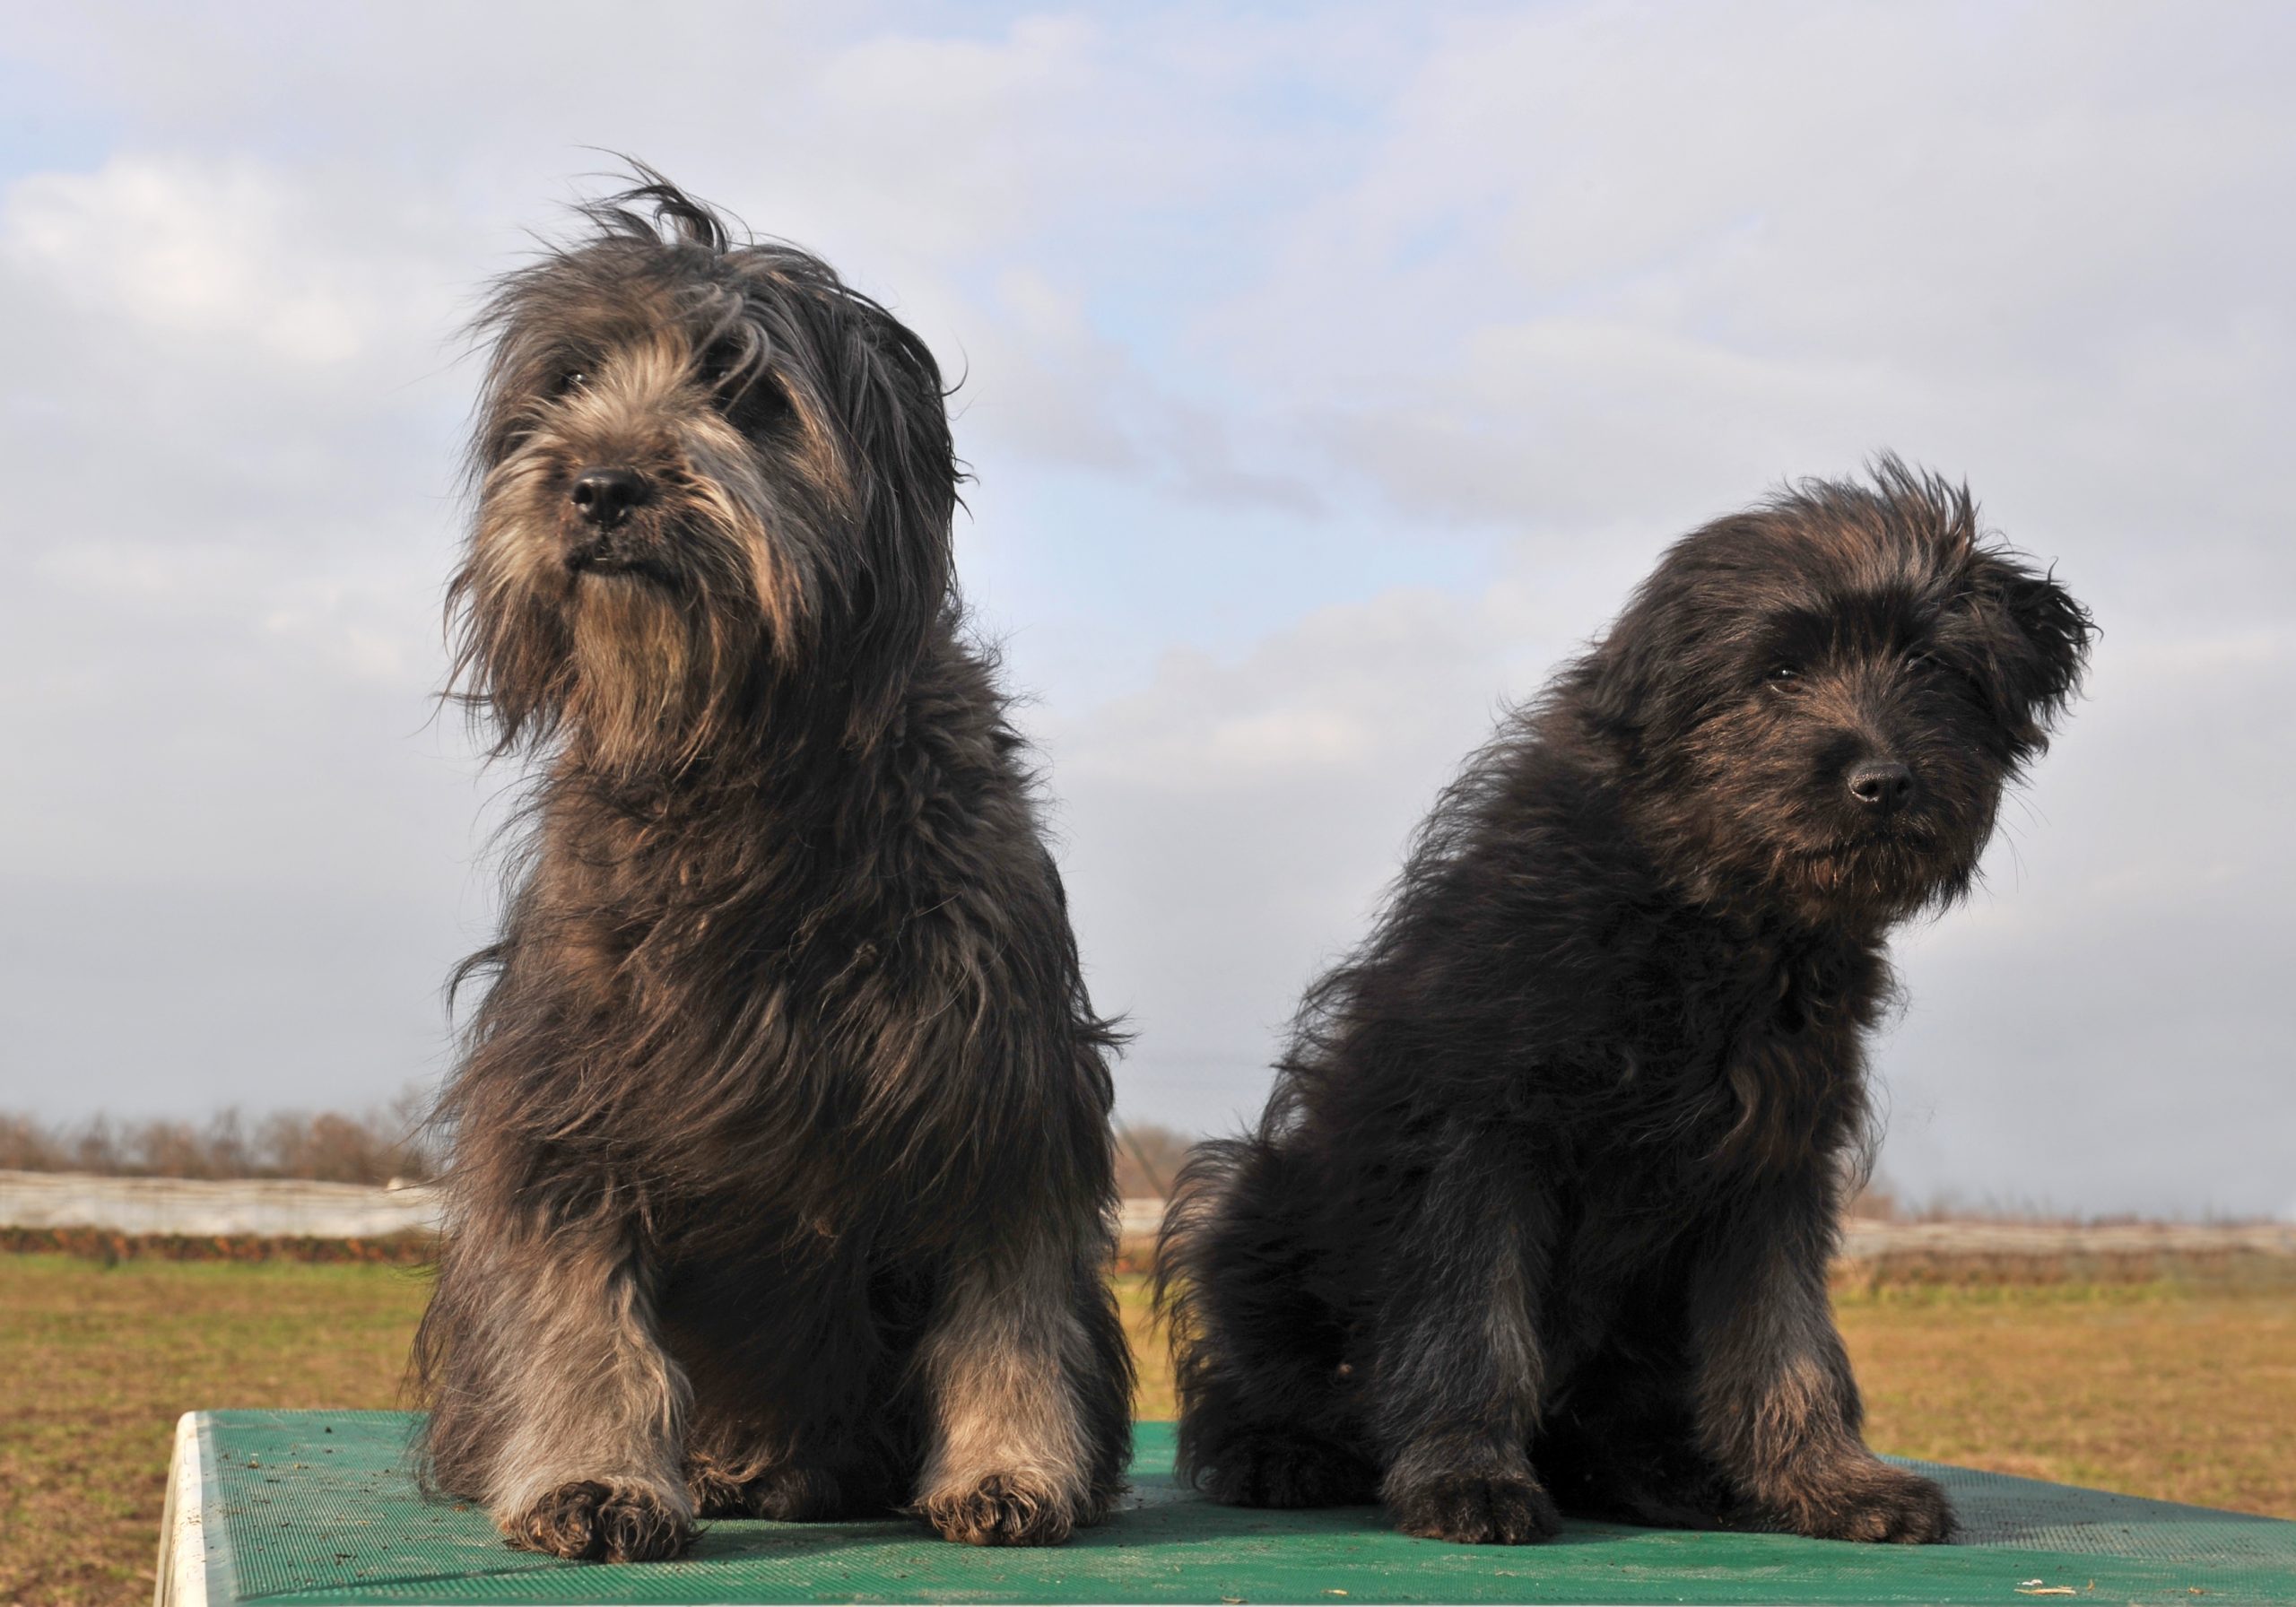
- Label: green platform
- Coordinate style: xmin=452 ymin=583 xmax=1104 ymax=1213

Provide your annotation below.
xmin=159 ymin=1412 xmax=2296 ymax=1605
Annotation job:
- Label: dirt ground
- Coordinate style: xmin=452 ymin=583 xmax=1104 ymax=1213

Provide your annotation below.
xmin=4 ymin=1255 xmax=2290 ymax=1606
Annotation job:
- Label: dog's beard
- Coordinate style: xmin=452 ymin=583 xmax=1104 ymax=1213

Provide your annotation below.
xmin=1785 ymin=833 xmax=1970 ymax=925
xmin=1662 ymin=775 xmax=1990 ymax=929
xmin=564 ymin=573 xmax=719 ymax=771
xmin=460 ymin=496 xmax=787 ymax=775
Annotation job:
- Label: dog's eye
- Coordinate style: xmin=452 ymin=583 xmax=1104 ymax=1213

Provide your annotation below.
xmin=1765 ymin=664 xmax=1803 ymax=691
xmin=551 ymin=368 xmax=589 ymax=398
xmin=718 ymin=370 xmax=792 ymax=430
xmin=697 ymin=342 xmax=761 ymax=394
xmin=1903 ymin=647 xmax=1937 ymax=675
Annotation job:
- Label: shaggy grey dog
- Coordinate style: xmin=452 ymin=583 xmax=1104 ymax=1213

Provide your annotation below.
xmin=415 ymin=173 xmax=1132 ymax=1561
xmin=1160 ymin=464 xmax=2091 ymax=1547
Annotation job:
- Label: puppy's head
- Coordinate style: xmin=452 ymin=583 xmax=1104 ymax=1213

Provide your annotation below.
xmin=448 ymin=170 xmax=957 ymax=771
xmin=1584 ymin=458 xmax=2092 ymax=927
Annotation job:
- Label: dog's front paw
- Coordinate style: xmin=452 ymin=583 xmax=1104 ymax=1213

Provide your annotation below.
xmin=1761 ymin=1459 xmax=1956 ymax=1544
xmin=506 ymin=1480 xmax=694 ymax=1561
xmin=1388 ymin=1471 xmax=1562 ymax=1545
xmin=1199 ymin=1431 xmax=1375 ymax=1508
xmin=918 ymin=1473 xmax=1078 ymax=1546
xmin=748 ymin=1465 xmax=867 ymax=1522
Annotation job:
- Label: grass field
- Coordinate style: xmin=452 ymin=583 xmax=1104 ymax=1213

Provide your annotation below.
xmin=4 ymin=1256 xmax=2292 ymax=1607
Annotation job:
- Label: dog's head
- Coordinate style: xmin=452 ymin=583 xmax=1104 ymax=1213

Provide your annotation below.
xmin=448 ymin=170 xmax=958 ymax=771
xmin=1582 ymin=458 xmax=2092 ymax=927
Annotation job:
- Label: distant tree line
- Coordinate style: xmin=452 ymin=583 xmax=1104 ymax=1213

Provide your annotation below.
xmin=0 ymin=1091 xmax=439 ymax=1186
xmin=0 ymin=1098 xmax=1197 ymax=1197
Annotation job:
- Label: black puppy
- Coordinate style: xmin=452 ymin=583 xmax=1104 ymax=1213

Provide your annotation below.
xmin=1159 ymin=462 xmax=2090 ymax=1545
xmin=415 ymin=174 xmax=1131 ymax=1560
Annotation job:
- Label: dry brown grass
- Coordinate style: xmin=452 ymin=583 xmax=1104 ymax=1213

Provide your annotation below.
xmin=1838 ymin=1281 xmax=2296 ymax=1520
xmin=0 ymin=1255 xmax=429 ymax=1607
xmin=3 ymin=1256 xmax=2290 ymax=1607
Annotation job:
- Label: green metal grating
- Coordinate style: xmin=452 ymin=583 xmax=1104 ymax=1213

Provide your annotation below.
xmin=161 ymin=1412 xmax=2296 ymax=1605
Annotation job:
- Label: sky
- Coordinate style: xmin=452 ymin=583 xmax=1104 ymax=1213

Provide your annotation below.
xmin=0 ymin=2 xmax=2290 ymax=1219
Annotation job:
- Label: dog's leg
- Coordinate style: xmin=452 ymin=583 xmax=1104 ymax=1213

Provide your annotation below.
xmin=475 ymin=1215 xmax=696 ymax=1561
xmin=1688 ymin=1168 xmax=1953 ymax=1543
xmin=677 ymin=1261 xmax=912 ymax=1524
xmin=1165 ymin=1138 xmax=1377 ymax=1509
xmin=911 ymin=1229 xmax=1110 ymax=1546
xmin=1367 ymin=1125 xmax=1560 ymax=1545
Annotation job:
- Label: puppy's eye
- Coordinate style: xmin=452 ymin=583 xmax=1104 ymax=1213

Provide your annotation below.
xmin=1765 ymin=665 xmax=1803 ymax=691
xmin=551 ymin=369 xmax=589 ymax=398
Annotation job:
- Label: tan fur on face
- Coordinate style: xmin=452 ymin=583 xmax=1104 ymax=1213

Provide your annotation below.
xmin=461 ymin=325 xmax=838 ymax=772
xmin=565 ymin=578 xmax=702 ymax=772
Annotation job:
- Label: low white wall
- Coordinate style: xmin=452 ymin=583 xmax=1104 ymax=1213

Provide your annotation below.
xmin=0 ymin=1172 xmax=1166 ymax=1242
xmin=0 ymin=1169 xmax=442 ymax=1238
xmin=15 ymin=1173 xmax=2282 ymax=1255
xmin=1839 ymin=1218 xmax=2296 ymax=1257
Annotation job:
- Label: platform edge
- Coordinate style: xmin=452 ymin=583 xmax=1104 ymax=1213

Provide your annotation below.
xmin=153 ymin=1412 xmax=209 ymax=1607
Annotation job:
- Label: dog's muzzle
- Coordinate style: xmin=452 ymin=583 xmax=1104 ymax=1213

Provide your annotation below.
xmin=564 ymin=465 xmax=664 ymax=576
xmin=566 ymin=541 xmax=650 ymax=577
xmin=570 ymin=465 xmax=650 ymax=528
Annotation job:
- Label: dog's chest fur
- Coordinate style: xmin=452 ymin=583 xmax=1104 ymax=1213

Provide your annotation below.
xmin=474 ymin=658 xmax=1091 ymax=1242
xmin=1515 ymin=919 xmax=1883 ymax=1280
xmin=1665 ymin=930 xmax=1882 ymax=1175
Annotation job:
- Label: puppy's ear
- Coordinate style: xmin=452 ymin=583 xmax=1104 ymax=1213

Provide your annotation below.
xmin=1579 ymin=601 xmax=1666 ymax=743
xmin=1962 ymin=550 xmax=2093 ymax=750
xmin=1575 ymin=544 xmax=1723 ymax=750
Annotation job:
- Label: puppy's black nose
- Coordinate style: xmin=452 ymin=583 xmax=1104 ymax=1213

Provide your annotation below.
xmin=570 ymin=466 xmax=648 ymax=527
xmin=1847 ymin=760 xmax=1913 ymax=812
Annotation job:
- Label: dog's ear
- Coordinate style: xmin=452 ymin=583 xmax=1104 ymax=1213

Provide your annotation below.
xmin=1960 ymin=549 xmax=2093 ymax=750
xmin=831 ymin=309 xmax=961 ymax=748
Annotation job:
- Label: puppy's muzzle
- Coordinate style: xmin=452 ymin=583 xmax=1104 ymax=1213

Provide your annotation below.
xmin=1844 ymin=759 xmax=1913 ymax=816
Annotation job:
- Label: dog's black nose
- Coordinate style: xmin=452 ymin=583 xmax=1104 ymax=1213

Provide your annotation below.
xmin=1846 ymin=760 xmax=1913 ymax=812
xmin=570 ymin=466 xmax=648 ymax=526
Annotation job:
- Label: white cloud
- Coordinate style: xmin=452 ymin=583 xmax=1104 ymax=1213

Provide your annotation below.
xmin=11 ymin=158 xmax=361 ymax=360
xmin=4 ymin=152 xmax=463 ymax=373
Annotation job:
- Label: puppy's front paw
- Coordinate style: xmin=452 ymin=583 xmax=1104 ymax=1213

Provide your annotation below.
xmin=1389 ymin=1471 xmax=1561 ymax=1545
xmin=1764 ymin=1460 xmax=1956 ymax=1544
xmin=918 ymin=1472 xmax=1078 ymax=1546
xmin=506 ymin=1480 xmax=693 ymax=1561
xmin=686 ymin=1455 xmax=757 ymax=1519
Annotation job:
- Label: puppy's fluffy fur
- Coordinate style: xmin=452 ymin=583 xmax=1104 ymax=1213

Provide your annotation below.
xmin=1159 ymin=463 xmax=2091 ymax=1545
xmin=414 ymin=175 xmax=1131 ymax=1560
